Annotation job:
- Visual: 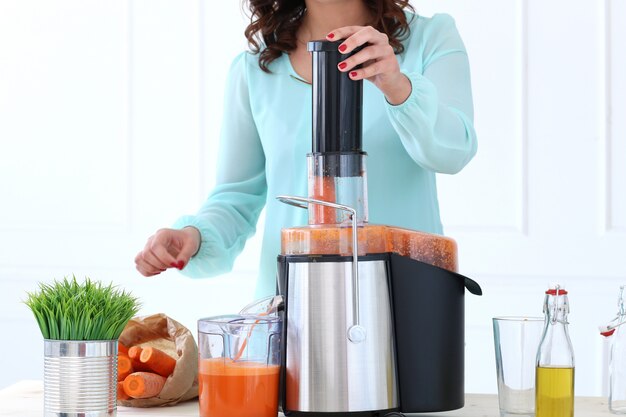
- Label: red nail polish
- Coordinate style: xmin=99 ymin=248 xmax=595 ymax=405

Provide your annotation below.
xmin=338 ymin=44 xmax=347 ymax=53
xmin=350 ymin=71 xmax=357 ymax=77
xmin=327 ymin=33 xmax=335 ymax=39
xmin=177 ymin=260 xmax=185 ymax=269
xmin=338 ymin=62 xmax=347 ymax=70
xmin=170 ymin=263 xmax=178 ymax=268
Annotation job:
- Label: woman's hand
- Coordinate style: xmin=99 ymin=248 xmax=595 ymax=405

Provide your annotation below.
xmin=134 ymin=227 xmax=201 ymax=277
xmin=327 ymin=26 xmax=411 ymax=105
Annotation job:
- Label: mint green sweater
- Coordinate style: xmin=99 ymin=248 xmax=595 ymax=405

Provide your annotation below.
xmin=174 ymin=13 xmax=477 ymax=297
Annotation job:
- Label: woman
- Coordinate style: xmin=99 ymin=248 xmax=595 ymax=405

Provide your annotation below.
xmin=134 ymin=0 xmax=477 ymax=298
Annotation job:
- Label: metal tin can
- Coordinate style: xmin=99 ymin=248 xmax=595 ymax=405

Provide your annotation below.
xmin=44 ymin=340 xmax=117 ymax=417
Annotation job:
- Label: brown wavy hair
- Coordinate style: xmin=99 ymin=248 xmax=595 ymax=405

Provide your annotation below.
xmin=244 ymin=0 xmax=415 ymax=72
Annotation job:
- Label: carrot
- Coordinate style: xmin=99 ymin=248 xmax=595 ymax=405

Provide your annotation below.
xmin=117 ymin=381 xmax=131 ymax=401
xmin=117 ymin=354 xmax=134 ymax=382
xmin=123 ymin=372 xmax=166 ymax=399
xmin=128 ymin=346 xmax=150 ymax=371
xmin=118 ymin=342 xmax=129 ymax=356
xmin=139 ymin=346 xmax=177 ymax=377
xmin=311 ymin=175 xmax=336 ymax=224
xmin=128 ymin=345 xmax=142 ymax=361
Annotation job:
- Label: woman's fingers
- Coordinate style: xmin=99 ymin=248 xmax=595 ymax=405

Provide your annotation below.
xmin=337 ymin=44 xmax=388 ymax=72
xmin=328 ymin=24 xmax=409 ymax=104
xmin=326 ymin=26 xmax=362 ymax=43
xmin=136 ymin=264 xmax=162 ymax=277
xmin=327 ymin=26 xmax=388 ymax=52
xmin=149 ymin=231 xmax=180 ymax=268
xmin=135 ymin=229 xmax=190 ymax=277
xmin=135 ymin=255 xmax=165 ymax=277
xmin=328 ymin=25 xmax=398 ymax=82
xmin=174 ymin=240 xmax=197 ymax=268
xmin=174 ymin=226 xmax=201 ymax=267
xmin=135 ymin=245 xmax=166 ymax=276
xmin=349 ymin=60 xmax=398 ymax=81
xmin=142 ymin=248 xmax=170 ymax=271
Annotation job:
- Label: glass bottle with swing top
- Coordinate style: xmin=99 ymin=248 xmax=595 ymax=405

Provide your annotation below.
xmin=535 ymin=284 xmax=575 ymax=417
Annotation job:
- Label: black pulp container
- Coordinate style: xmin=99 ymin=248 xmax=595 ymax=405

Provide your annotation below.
xmin=388 ymin=253 xmax=481 ymax=412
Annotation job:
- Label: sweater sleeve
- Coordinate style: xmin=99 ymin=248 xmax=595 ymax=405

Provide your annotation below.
xmin=173 ymin=52 xmax=267 ymax=278
xmin=386 ymin=14 xmax=477 ymax=174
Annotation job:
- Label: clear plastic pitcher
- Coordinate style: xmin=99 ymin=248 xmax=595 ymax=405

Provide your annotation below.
xmin=198 ymin=314 xmax=282 ymax=417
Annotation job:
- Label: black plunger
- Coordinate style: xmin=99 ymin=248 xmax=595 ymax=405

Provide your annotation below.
xmin=308 ymin=40 xmax=363 ymax=155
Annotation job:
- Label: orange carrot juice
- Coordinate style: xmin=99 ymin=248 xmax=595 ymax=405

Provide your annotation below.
xmin=199 ymin=358 xmax=280 ymax=417
xmin=310 ymin=175 xmax=336 ymax=224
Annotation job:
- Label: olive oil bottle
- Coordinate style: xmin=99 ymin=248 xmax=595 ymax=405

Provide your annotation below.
xmin=536 ymin=285 xmax=575 ymax=417
xmin=536 ymin=366 xmax=574 ymax=416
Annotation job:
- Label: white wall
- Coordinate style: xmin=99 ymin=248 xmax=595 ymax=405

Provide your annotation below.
xmin=419 ymin=0 xmax=626 ymax=396
xmin=0 ymin=0 xmax=257 ymax=388
xmin=0 ymin=0 xmax=625 ymax=398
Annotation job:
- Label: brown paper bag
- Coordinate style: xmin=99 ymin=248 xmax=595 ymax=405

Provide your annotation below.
xmin=117 ymin=313 xmax=198 ymax=407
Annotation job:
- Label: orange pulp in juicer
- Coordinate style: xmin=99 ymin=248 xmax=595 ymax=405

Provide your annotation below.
xmin=296 ymin=169 xmax=458 ymax=271
xmin=281 ymin=224 xmax=458 ymax=272
xmin=199 ymin=358 xmax=280 ymax=417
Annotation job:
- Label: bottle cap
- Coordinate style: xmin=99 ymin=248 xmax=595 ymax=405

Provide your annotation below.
xmin=546 ymin=284 xmax=568 ymax=295
xmin=599 ymin=325 xmax=615 ymax=337
xmin=601 ymin=329 xmax=615 ymax=337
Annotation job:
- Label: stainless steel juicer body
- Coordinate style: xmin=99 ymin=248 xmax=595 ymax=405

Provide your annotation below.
xmin=281 ymin=256 xmax=398 ymax=413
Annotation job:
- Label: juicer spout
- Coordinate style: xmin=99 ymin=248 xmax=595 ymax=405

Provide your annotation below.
xmin=239 ymin=295 xmax=284 ymax=317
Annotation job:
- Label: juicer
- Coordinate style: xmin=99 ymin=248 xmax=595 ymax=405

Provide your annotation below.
xmin=276 ymin=40 xmax=482 ymax=416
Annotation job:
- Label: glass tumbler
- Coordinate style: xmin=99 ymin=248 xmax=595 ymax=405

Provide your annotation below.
xmin=493 ymin=317 xmax=544 ymax=417
xmin=198 ymin=315 xmax=282 ymax=417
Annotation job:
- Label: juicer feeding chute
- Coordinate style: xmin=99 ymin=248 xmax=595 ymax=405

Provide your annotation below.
xmin=307 ymin=40 xmax=368 ymax=226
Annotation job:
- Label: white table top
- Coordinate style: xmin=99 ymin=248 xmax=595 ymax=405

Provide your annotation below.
xmin=0 ymin=380 xmax=614 ymax=416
